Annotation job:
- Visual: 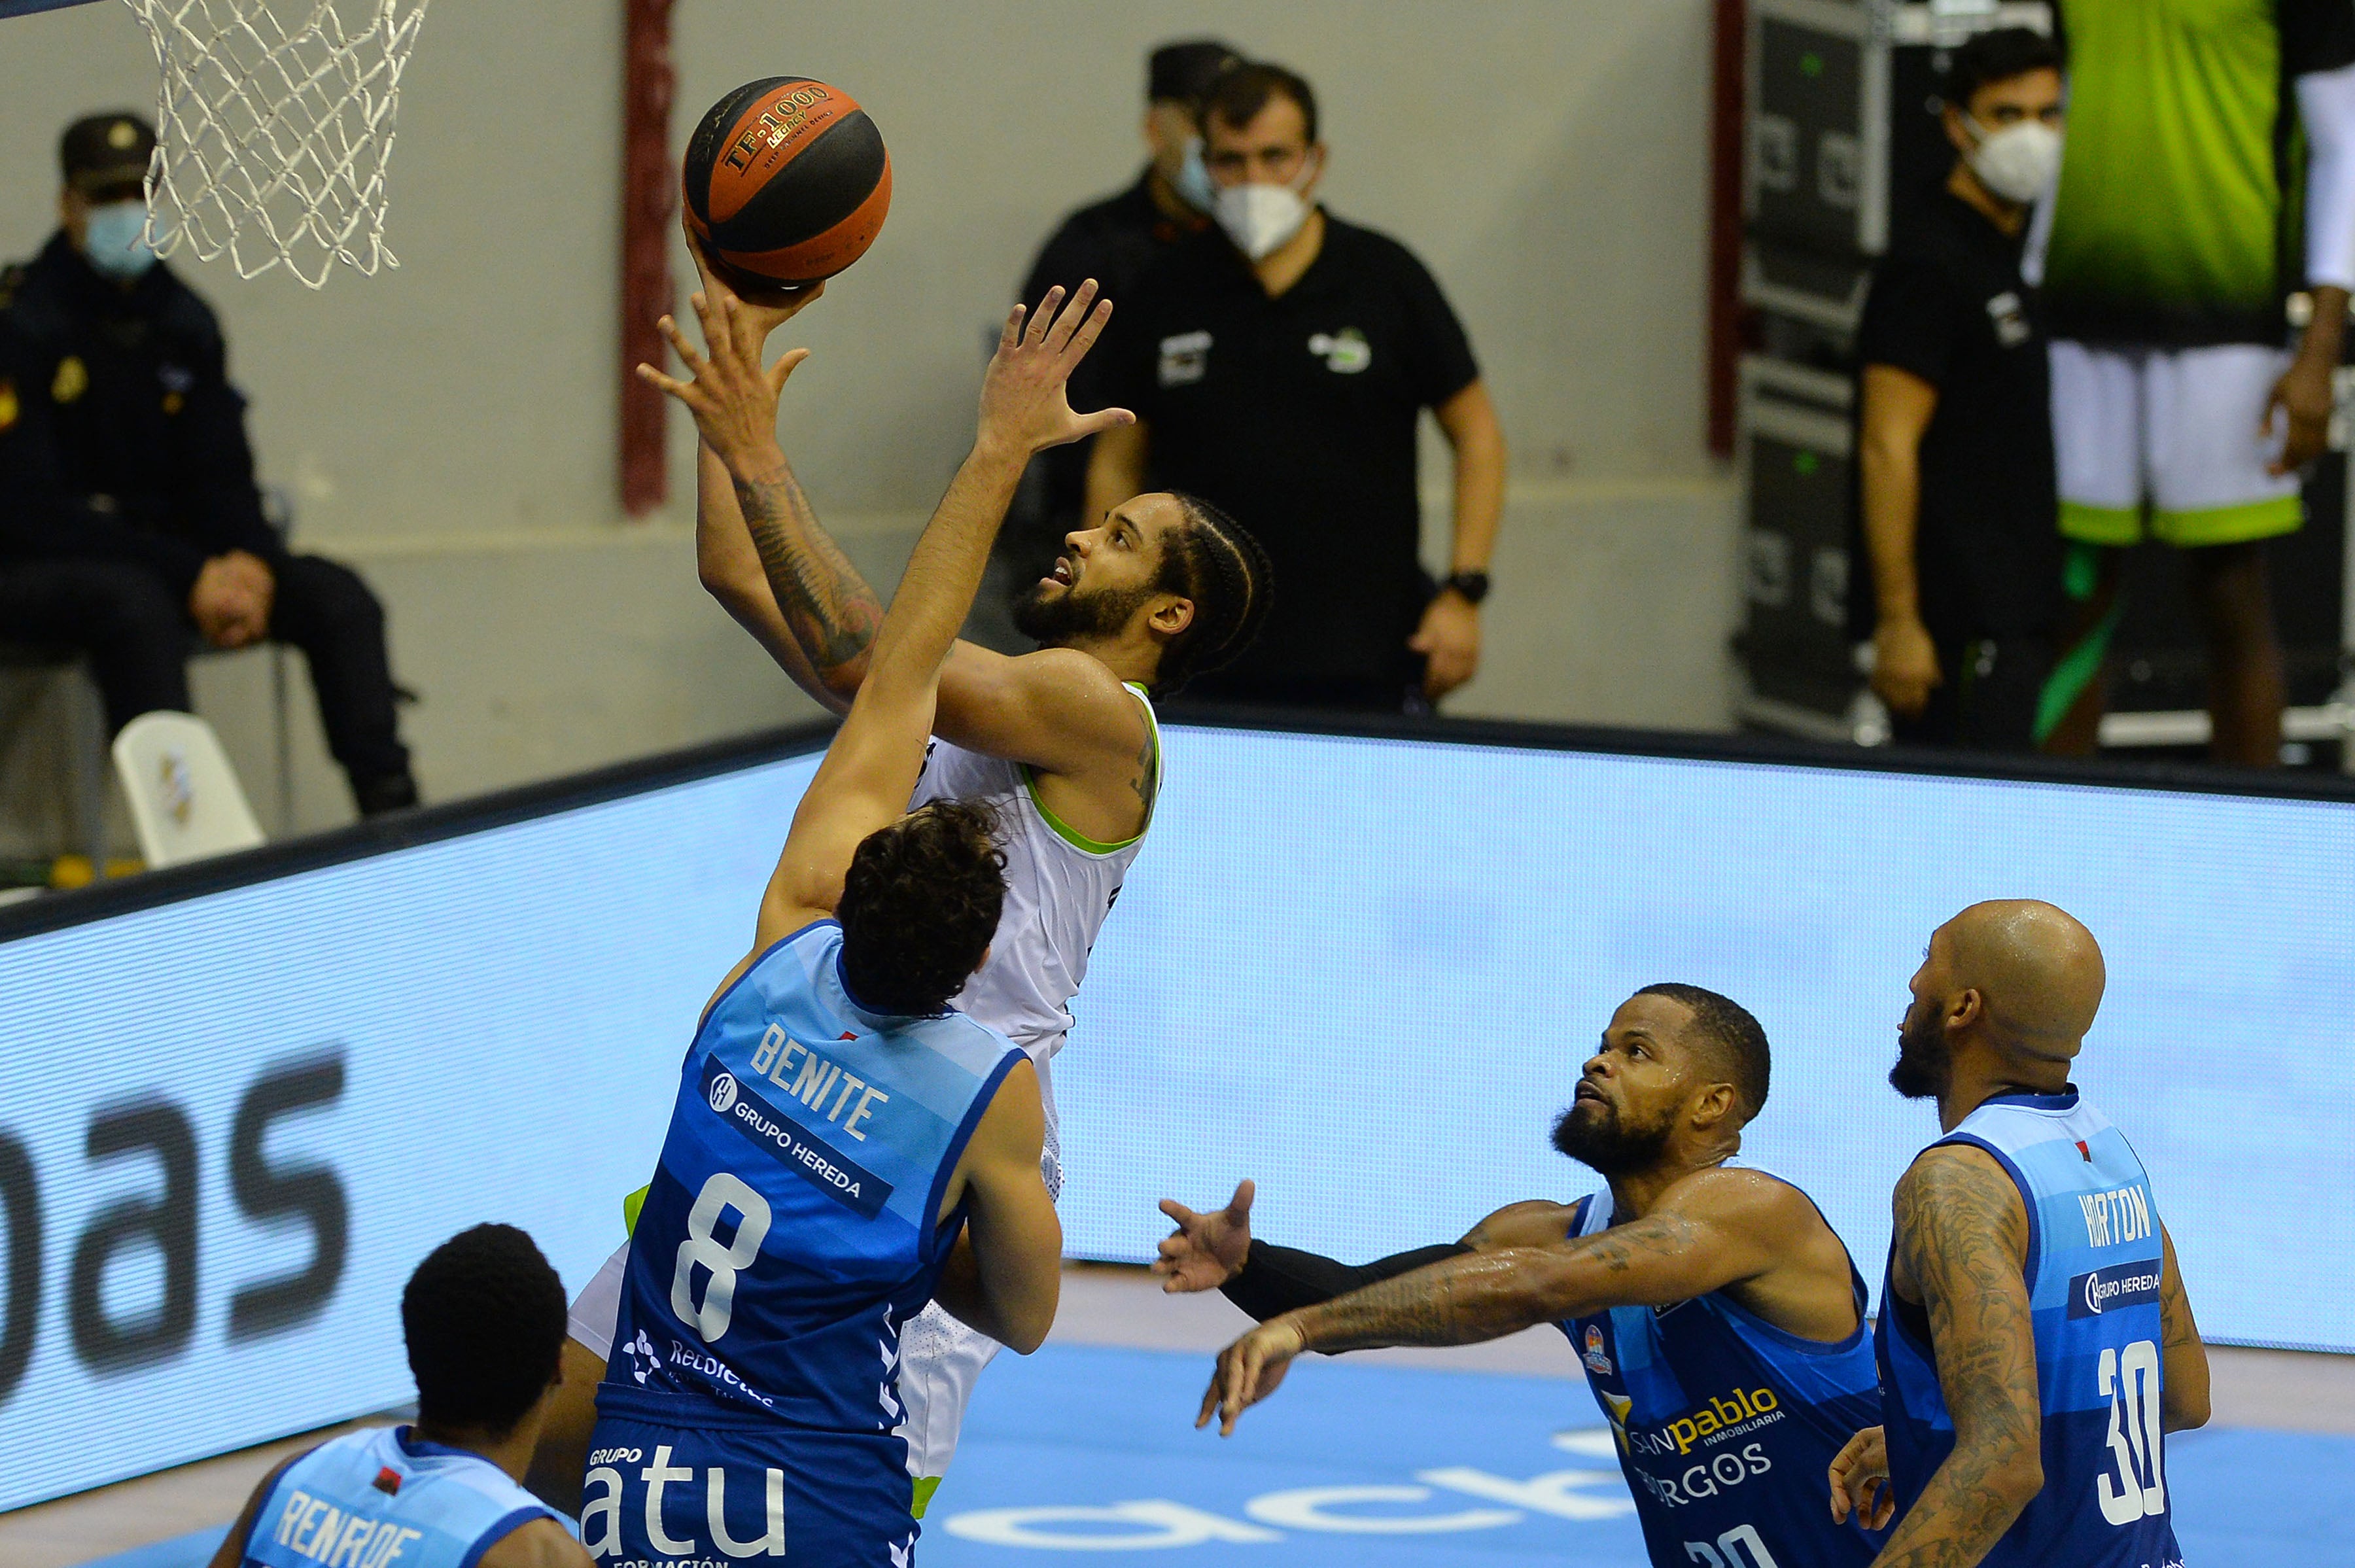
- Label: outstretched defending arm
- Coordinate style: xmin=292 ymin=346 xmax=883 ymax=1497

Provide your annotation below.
xmin=642 ymin=278 xmax=1128 ymax=950
xmin=1196 ymin=1170 xmax=1802 ymax=1435
xmin=680 ymin=238 xmax=1149 ymax=780
xmin=1862 ymin=1147 xmax=2044 ymax=1568
xmin=1153 ymin=1179 xmax=1564 ymax=1313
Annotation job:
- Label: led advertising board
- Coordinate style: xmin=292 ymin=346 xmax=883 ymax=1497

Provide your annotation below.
xmin=3 ymin=726 xmax=2346 ymax=1510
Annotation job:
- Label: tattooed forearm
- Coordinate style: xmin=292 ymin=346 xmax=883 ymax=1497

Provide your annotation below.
xmin=731 ymin=459 xmax=884 ymax=680
xmin=1290 ymin=1217 xmax=1706 ymax=1355
xmin=2155 ymin=1225 xmax=2208 ymax=1431
xmin=1290 ymin=1251 xmax=1542 ymax=1351
xmin=1867 ymin=1152 xmax=2043 ymax=1568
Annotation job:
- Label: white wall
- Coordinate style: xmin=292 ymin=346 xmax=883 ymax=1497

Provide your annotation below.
xmin=0 ymin=1 xmax=1734 ymax=849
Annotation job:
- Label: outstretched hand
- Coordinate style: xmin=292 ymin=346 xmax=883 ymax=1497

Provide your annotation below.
xmin=1198 ymin=1316 xmax=1306 ymax=1437
xmin=682 ymin=220 xmax=826 ymax=348
xmin=978 ymin=281 xmax=1132 ymax=458
xmin=1153 ymin=1179 xmax=1255 ymax=1294
xmin=637 ymin=238 xmax=822 ymax=472
xmin=1827 ymin=1423 xmax=1895 ymax=1531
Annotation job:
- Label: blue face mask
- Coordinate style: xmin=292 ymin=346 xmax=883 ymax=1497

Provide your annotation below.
xmin=82 ymin=200 xmax=158 ymax=282
xmin=1173 ymin=137 xmax=1219 ymax=215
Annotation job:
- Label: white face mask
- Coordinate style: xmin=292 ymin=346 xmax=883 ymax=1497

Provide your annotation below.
xmin=1172 ymin=137 xmax=1218 ymax=215
xmin=1964 ymin=115 xmax=2062 ymax=205
xmin=81 ymin=200 xmax=158 ymax=281
xmin=1215 ymin=153 xmax=1319 ymax=261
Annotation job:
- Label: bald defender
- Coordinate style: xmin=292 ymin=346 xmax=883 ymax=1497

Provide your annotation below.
xmin=1828 ymin=901 xmax=2209 ymax=1568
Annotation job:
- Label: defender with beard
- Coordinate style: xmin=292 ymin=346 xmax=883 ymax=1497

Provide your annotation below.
xmin=1826 ymin=902 xmax=2208 ymax=1568
xmin=534 ymin=241 xmax=1273 ymax=1518
xmin=1158 ymin=985 xmax=1887 ymax=1567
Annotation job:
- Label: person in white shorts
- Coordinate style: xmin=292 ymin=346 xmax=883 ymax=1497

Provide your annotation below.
xmin=2035 ymin=0 xmax=2355 ymax=764
xmin=523 ymin=237 xmax=1272 ymax=1523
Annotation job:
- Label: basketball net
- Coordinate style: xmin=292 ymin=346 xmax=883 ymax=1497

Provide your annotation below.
xmin=118 ymin=0 xmax=430 ymax=288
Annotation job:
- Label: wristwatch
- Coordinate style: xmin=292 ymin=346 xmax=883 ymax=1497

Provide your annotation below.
xmin=1440 ymin=570 xmax=1492 ymax=606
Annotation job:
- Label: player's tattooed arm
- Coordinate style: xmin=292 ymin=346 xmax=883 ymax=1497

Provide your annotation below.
xmin=2155 ymin=1222 xmax=2209 ymax=1431
xmin=1295 ymin=1212 xmax=1719 ymax=1350
xmin=655 ymin=228 xmax=881 ymax=708
xmin=726 ymin=448 xmax=884 ymax=694
xmin=1863 ymin=1147 xmax=2042 ymax=1568
xmin=1198 ymin=1187 xmax=1792 ymax=1435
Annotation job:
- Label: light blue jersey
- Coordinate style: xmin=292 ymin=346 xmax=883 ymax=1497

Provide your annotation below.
xmin=234 ymin=1427 xmax=553 ymax=1568
xmin=602 ymin=918 xmax=1022 ymax=1435
xmin=1560 ymin=1183 xmax=1887 ymax=1568
xmin=1877 ymin=1089 xmax=2182 ymax=1568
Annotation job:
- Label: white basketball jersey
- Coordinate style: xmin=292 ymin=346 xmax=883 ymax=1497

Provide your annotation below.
xmin=907 ymin=682 xmax=1160 ymax=1069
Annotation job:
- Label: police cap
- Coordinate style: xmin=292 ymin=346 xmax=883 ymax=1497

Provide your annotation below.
xmin=60 ymin=112 xmax=155 ymax=198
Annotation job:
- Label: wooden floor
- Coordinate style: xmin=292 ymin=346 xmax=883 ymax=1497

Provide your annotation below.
xmin=5 ymin=1263 xmax=2350 ymax=1568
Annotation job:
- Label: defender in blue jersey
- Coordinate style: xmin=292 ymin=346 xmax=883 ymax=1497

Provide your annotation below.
xmin=1827 ymin=901 xmax=2210 ymax=1568
xmin=578 ymin=281 xmax=1129 ymax=1563
xmin=534 ymin=232 xmax=1272 ymax=1520
xmin=207 ymin=1225 xmax=590 ymax=1568
xmin=1164 ymin=984 xmax=1889 ymax=1567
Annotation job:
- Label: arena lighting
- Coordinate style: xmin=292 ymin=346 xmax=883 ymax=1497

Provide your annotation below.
xmin=1 ymin=720 xmax=2348 ymax=1508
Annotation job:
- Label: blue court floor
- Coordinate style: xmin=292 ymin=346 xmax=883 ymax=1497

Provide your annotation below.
xmin=82 ymin=1343 xmax=2355 ymax=1567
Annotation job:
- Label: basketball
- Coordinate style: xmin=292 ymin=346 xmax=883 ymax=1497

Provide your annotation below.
xmin=682 ymin=76 xmax=892 ymax=289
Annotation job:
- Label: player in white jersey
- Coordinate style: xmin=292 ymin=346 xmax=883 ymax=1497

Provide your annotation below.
xmin=527 ymin=237 xmax=1272 ymax=1518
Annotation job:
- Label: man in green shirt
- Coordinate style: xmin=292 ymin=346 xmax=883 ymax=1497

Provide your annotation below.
xmin=2040 ymin=0 xmax=2355 ymax=765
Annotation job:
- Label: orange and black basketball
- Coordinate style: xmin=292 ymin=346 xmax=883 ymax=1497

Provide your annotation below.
xmin=683 ymin=77 xmax=892 ymax=289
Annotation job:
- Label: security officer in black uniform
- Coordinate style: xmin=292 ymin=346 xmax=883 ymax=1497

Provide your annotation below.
xmin=1088 ymin=62 xmax=1508 ymax=714
xmin=0 ymin=113 xmax=417 ymax=815
xmin=979 ymin=39 xmax=1242 ymax=644
xmin=1856 ymin=32 xmax=2066 ymax=750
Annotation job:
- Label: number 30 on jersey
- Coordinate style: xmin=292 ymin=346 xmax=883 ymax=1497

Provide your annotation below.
xmin=2097 ymin=1338 xmax=2166 ymax=1525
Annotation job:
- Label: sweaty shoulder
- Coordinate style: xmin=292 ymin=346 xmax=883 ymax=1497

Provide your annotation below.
xmin=1009 ymin=644 xmax=1151 ymax=751
xmin=1011 ymin=642 xmax=1135 ymax=695
xmin=476 ymin=1516 xmax=590 ymax=1568
xmin=1662 ymin=1165 xmax=1832 ymax=1237
xmin=1901 ymin=1140 xmax=2019 ymax=1211
xmin=1890 ymin=1141 xmax=2028 ymax=1293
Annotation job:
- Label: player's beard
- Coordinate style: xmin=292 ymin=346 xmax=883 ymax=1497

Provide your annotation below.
xmin=1012 ymin=575 xmax=1154 ymax=646
xmin=1889 ymin=1005 xmax=1951 ymax=1100
xmin=1550 ymin=1097 xmax=1675 ymax=1177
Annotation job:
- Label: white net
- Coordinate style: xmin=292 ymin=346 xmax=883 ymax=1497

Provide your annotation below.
xmin=120 ymin=0 xmax=430 ymax=288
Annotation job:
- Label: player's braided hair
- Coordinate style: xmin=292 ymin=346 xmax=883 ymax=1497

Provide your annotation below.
xmin=837 ymin=799 xmax=1007 ymax=1017
xmin=1149 ymin=493 xmax=1274 ymax=695
xmin=401 ymin=1223 xmax=567 ymax=1437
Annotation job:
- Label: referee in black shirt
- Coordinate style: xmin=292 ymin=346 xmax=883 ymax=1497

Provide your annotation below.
xmin=1857 ymin=31 xmax=2066 ymax=750
xmin=1089 ymin=61 xmax=1506 ymax=713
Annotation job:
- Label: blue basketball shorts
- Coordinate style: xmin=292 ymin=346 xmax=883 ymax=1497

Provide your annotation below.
xmin=584 ymin=1389 xmax=916 ymax=1565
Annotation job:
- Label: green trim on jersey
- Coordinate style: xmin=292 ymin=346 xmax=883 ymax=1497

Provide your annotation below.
xmin=2045 ymin=0 xmax=2301 ymax=345
xmin=2059 ymin=494 xmax=2303 ymax=544
xmin=1017 ymin=682 xmax=1162 ymax=856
